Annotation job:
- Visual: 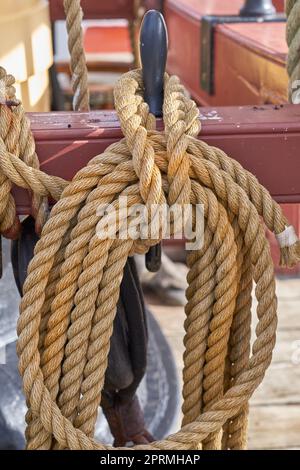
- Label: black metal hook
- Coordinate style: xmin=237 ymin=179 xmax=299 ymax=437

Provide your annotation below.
xmin=140 ymin=9 xmax=168 ymax=273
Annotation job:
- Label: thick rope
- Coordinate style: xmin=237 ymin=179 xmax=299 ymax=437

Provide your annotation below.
xmin=286 ymin=0 xmax=300 ymax=100
xmin=222 ymin=227 xmax=252 ymax=450
xmin=64 ymin=0 xmax=90 ymax=111
xmin=5 ymin=69 xmax=296 ymax=450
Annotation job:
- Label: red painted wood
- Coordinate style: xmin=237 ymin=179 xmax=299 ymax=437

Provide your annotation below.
xmin=165 ymin=0 xmax=244 ymax=107
xmin=12 ymin=105 xmax=300 ymax=214
xmin=213 ymin=23 xmax=288 ymax=106
xmin=217 ymin=22 xmax=287 ymax=64
xmin=48 ymin=0 xmax=136 ymax=21
xmin=166 ymin=1 xmax=298 ymax=274
xmin=165 ymin=0 xmax=283 ymax=19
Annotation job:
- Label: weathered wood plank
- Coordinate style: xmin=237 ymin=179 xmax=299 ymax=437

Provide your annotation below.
xmin=149 ymin=301 xmax=300 ymax=363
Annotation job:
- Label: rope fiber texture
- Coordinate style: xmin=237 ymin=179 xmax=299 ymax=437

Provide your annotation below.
xmin=12 ymin=69 xmax=300 ymax=450
xmin=0 ymin=0 xmax=299 ymax=451
xmin=0 ymin=69 xmax=49 ymax=238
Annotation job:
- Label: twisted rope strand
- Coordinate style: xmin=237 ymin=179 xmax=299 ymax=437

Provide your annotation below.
xmin=63 ymin=0 xmax=90 ymax=111
xmin=10 ymin=69 xmax=298 ymax=450
xmin=0 ymin=0 xmax=297 ymax=450
xmin=0 ymin=68 xmax=49 ymax=237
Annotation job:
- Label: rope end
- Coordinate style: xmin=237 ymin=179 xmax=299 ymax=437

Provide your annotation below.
xmin=276 ymin=225 xmax=300 ymax=268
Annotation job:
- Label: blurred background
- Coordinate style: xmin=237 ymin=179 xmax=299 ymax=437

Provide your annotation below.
xmin=0 ymin=0 xmax=299 ymax=450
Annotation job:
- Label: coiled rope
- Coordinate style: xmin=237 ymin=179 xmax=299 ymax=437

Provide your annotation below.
xmin=0 ymin=0 xmax=88 ymax=239
xmin=64 ymin=0 xmax=90 ymax=111
xmin=0 ymin=0 xmax=299 ymax=451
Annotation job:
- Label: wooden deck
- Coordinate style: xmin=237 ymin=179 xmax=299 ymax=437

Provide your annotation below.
xmin=149 ymin=276 xmax=300 ymax=450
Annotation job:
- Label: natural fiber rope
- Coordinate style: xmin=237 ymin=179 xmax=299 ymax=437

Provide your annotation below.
xmin=6 ymin=69 xmax=296 ymax=450
xmin=0 ymin=1 xmax=298 ymax=451
xmin=0 ymin=0 xmax=90 ymax=237
xmin=286 ymin=0 xmax=300 ymax=100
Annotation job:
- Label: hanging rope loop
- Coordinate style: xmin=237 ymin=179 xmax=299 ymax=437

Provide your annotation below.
xmin=14 ymin=68 xmax=299 ymax=451
xmin=63 ymin=0 xmax=90 ymax=111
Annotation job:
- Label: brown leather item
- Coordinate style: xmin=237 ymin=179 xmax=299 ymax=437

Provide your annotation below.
xmin=102 ymin=394 xmax=154 ymax=447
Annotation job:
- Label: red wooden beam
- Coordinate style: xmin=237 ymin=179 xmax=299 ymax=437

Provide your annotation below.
xmin=13 ymin=104 xmax=300 ymax=214
xmin=48 ymin=0 xmax=136 ymax=21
